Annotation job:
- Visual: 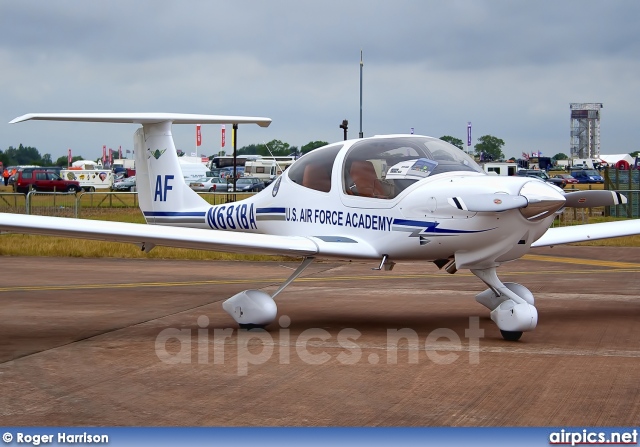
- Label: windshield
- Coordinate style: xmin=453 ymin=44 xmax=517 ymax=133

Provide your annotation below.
xmin=584 ymin=170 xmax=600 ymax=176
xmin=343 ymin=136 xmax=483 ymax=199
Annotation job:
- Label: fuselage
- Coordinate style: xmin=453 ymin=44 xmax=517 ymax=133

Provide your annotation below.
xmin=147 ymin=135 xmax=563 ymax=268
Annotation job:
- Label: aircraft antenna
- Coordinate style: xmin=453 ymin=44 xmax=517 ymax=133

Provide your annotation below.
xmin=263 ymin=141 xmax=284 ymax=174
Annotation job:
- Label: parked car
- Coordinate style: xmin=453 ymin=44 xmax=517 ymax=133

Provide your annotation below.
xmin=570 ymin=169 xmax=604 ymax=184
xmin=189 ymin=177 xmax=228 ymax=192
xmin=516 ymin=169 xmax=566 ymax=188
xmin=111 ymin=176 xmax=137 ymax=191
xmin=220 ymin=167 xmax=245 ymax=178
xmin=13 ymin=168 xmax=81 ymax=194
xmin=552 ymin=174 xmax=579 ymax=185
xmin=227 ymin=177 xmax=266 ymax=192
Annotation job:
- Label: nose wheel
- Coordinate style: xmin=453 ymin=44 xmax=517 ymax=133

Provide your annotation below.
xmin=500 ymin=330 xmax=523 ymax=341
xmin=471 ymin=268 xmax=538 ymax=340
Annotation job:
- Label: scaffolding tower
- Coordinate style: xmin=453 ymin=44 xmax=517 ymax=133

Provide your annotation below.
xmin=570 ymin=103 xmax=603 ymax=159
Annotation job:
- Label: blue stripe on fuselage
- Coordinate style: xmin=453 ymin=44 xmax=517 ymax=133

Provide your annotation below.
xmin=143 ymin=211 xmax=206 ymax=217
xmin=392 ymin=218 xmax=492 ymax=234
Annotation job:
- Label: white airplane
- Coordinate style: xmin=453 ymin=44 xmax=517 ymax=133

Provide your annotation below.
xmin=1 ymin=113 xmax=636 ymax=341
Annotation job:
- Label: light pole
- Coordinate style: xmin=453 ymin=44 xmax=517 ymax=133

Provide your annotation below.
xmin=359 ymin=50 xmax=363 ymax=138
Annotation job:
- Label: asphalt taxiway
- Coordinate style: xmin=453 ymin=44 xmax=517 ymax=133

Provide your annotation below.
xmin=0 ymin=246 xmax=639 ymax=426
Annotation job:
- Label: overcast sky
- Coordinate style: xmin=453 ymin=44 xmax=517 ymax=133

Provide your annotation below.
xmin=1 ymin=0 xmax=639 ymax=161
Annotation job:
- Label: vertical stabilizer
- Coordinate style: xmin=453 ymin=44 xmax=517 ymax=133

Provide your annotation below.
xmin=135 ymin=121 xmax=210 ymax=226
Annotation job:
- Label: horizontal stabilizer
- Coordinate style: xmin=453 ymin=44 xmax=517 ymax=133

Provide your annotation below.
xmin=448 ymin=194 xmax=528 ymax=212
xmin=10 ymin=113 xmax=271 ymax=127
xmin=563 ymin=190 xmax=627 ymax=208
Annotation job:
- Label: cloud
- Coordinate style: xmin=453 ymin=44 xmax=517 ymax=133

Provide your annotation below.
xmin=1 ymin=0 xmax=640 ymax=160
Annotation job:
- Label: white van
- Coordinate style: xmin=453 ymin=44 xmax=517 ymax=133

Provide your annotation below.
xmin=178 ymin=160 xmax=208 ymax=183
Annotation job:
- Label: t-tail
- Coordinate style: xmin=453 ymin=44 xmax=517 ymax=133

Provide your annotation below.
xmin=9 ymin=113 xmax=271 ymax=227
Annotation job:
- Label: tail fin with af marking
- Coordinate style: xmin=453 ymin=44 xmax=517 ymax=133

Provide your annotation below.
xmin=10 ymin=113 xmax=271 ymax=226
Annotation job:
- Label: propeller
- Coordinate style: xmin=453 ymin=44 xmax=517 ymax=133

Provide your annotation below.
xmin=563 ymin=190 xmax=627 ymax=208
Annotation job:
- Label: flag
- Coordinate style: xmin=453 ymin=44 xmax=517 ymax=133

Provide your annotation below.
xmin=118 ymin=146 xmax=122 ymax=159
xmin=522 ymin=152 xmax=530 ymax=160
xmin=102 ymin=145 xmax=106 ymax=165
xmin=538 ymin=151 xmax=543 ymax=156
xmin=196 ymin=124 xmax=202 ymax=147
xmin=68 ymin=148 xmax=72 ymax=166
xmin=126 ymin=149 xmax=131 ymax=154
xmin=109 ymin=148 xmax=113 ymax=165
xmin=467 ymin=122 xmax=472 ymax=147
xmin=221 ymin=125 xmax=226 ymax=147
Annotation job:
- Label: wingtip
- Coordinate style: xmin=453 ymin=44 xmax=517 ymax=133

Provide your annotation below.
xmin=9 ymin=114 xmax=32 ymax=124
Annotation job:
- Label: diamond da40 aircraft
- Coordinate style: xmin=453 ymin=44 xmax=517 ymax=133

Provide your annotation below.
xmin=1 ymin=113 xmax=636 ymax=340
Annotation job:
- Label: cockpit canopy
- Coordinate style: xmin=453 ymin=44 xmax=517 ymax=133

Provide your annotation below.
xmin=288 ymin=136 xmax=483 ymax=199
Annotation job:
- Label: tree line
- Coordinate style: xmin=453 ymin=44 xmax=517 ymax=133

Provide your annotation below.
xmin=0 ymin=144 xmax=85 ymax=167
xmin=440 ymin=135 xmax=573 ymax=162
xmin=233 ymin=139 xmax=329 ymax=158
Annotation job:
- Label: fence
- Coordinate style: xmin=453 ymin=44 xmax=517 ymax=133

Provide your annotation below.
xmin=27 ymin=191 xmax=79 ymax=217
xmin=0 ymin=193 xmax=27 ymax=214
xmin=0 ymin=191 xmax=251 ymax=218
xmin=604 ymin=169 xmax=640 ymax=218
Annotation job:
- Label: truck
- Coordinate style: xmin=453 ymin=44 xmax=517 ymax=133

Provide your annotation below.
xmin=112 ymin=159 xmax=136 ymax=177
xmin=570 ymin=158 xmax=605 ymax=170
xmin=112 ymin=158 xmax=135 ymax=170
xmin=482 ymin=162 xmax=518 ymax=176
xmin=60 ymin=160 xmax=114 ymax=191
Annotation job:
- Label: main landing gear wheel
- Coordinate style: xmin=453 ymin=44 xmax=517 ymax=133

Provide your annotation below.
xmin=500 ymin=330 xmax=523 ymax=341
xmin=222 ymin=257 xmax=316 ymax=328
xmin=239 ymin=323 xmax=268 ymax=330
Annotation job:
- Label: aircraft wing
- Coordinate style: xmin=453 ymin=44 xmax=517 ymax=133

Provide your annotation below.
xmin=0 ymin=213 xmax=316 ymax=257
xmin=532 ymin=220 xmax=640 ymax=247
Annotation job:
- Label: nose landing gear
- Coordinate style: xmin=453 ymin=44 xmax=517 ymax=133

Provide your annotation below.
xmin=471 ymin=267 xmax=538 ymax=341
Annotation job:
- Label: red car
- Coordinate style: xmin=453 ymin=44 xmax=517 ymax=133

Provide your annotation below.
xmin=14 ymin=168 xmax=81 ymax=194
xmin=553 ymin=174 xmax=579 ymax=185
